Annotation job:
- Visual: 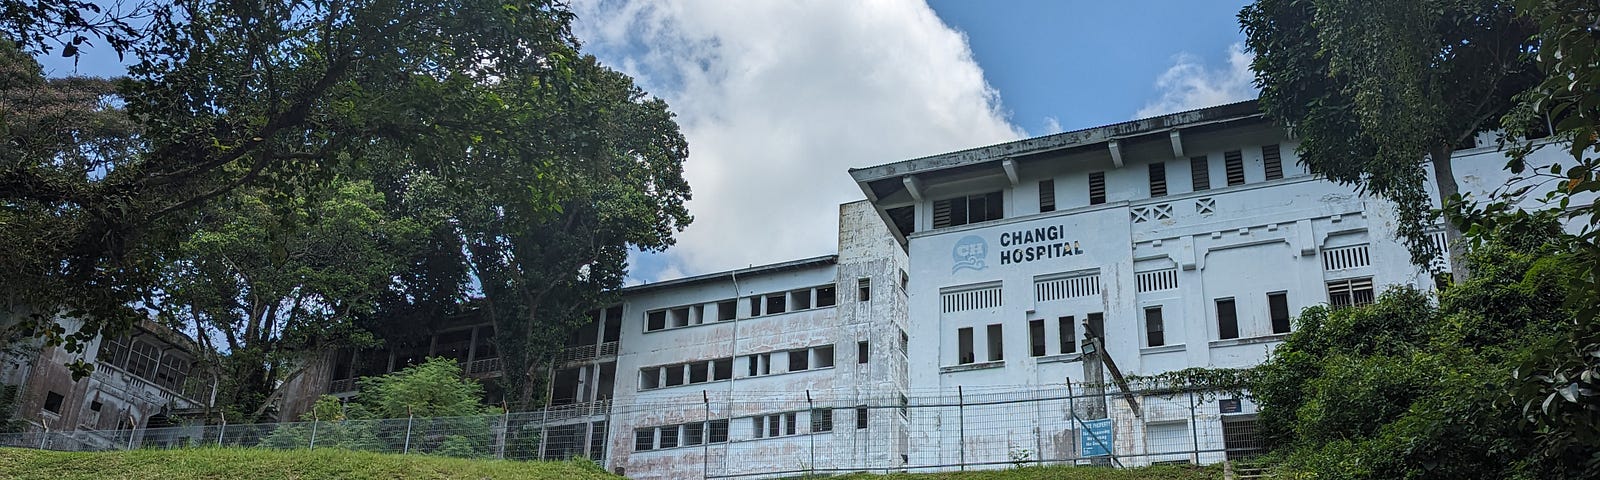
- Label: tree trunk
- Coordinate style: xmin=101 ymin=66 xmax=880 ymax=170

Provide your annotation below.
xmin=1430 ymin=144 xmax=1469 ymax=283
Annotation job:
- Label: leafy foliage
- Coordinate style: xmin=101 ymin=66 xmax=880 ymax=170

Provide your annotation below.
xmin=263 ymin=358 xmax=498 ymax=457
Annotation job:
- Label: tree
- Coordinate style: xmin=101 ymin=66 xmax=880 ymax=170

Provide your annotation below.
xmin=158 ymin=179 xmax=427 ymax=419
xmin=262 ymin=358 xmax=497 ymax=455
xmin=0 ymin=0 xmax=590 ymax=368
xmin=1240 ymin=0 xmax=1541 ymax=280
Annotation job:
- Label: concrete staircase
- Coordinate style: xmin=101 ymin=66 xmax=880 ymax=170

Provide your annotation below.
xmin=1223 ymin=460 xmax=1274 ymax=479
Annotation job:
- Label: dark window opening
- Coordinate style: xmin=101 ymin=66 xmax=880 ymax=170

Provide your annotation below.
xmin=1225 ymin=150 xmax=1245 ymax=186
xmin=1149 ymin=162 xmax=1167 ymax=197
xmin=817 ymin=286 xmax=836 ymax=307
xmin=689 ymin=362 xmax=709 ymax=384
xmin=708 ymin=419 xmax=729 ymax=443
xmin=815 ymin=345 xmax=834 ymax=369
xmin=1262 ymin=144 xmax=1283 ymax=180
xmin=986 ymin=324 xmax=1004 ymax=362
xmin=717 ymin=300 xmax=737 ymax=321
xmin=791 ymin=289 xmax=811 ymax=310
xmin=646 ymin=311 xmax=666 ymax=332
xmin=640 ymin=369 xmax=660 ymax=390
xmin=858 ymin=341 xmax=869 ymax=364
xmin=684 ymin=422 xmax=704 ymax=446
xmin=1145 ymin=306 xmax=1165 ymax=347
xmin=1058 ymin=316 xmax=1076 ymax=354
xmin=749 ymin=296 xmax=762 ymax=317
xmin=713 ymin=358 xmax=733 ymax=381
xmin=811 ymin=408 xmax=833 ymax=433
xmin=1217 ymin=298 xmax=1240 ymax=340
xmin=664 ymin=365 xmax=684 ymax=387
xmin=659 ymin=426 xmax=679 ymax=449
xmin=1089 ymin=172 xmax=1107 ymax=205
xmin=858 ymin=278 xmax=871 ymax=302
xmin=789 ymin=350 xmax=809 ymax=372
xmin=765 ymin=294 xmax=786 ymax=315
xmin=43 ymin=391 xmax=63 ymax=414
xmin=932 ymin=191 xmax=1004 ymax=228
xmin=1028 ymin=319 xmax=1046 ymax=357
xmin=1191 ymin=155 xmax=1211 ymax=191
xmin=856 ymin=406 xmax=869 ymax=429
xmin=1268 ymin=292 xmax=1292 ymax=334
xmin=1039 ymin=179 xmax=1057 ymax=212
xmin=634 ymin=428 xmax=654 ymax=451
xmin=957 ymin=327 xmax=974 ymax=364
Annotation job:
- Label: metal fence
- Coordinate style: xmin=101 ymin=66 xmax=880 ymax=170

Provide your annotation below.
xmin=0 ymin=383 xmax=1264 ymax=479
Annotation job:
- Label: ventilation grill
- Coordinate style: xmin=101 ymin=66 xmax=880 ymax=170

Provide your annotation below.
xmin=1035 ymin=275 xmax=1100 ymax=302
xmin=1190 ymin=156 xmax=1210 ymax=191
xmin=932 ymin=198 xmax=952 ymax=228
xmin=1195 ymin=198 xmax=1216 ymax=215
xmin=1136 ymin=269 xmax=1179 ymax=293
xmin=941 ymin=286 xmax=1002 ymax=313
xmin=1429 ymin=230 xmax=1451 ymax=272
xmin=1149 ymin=162 xmax=1167 ymax=197
xmin=1263 ymin=144 xmax=1283 ymax=180
xmin=1089 ymin=172 xmax=1106 ymax=205
xmin=1039 ymin=179 xmax=1056 ymax=213
xmin=1131 ymin=204 xmax=1173 ymax=223
xmin=1225 ymin=150 xmax=1245 ymax=186
xmin=1322 ymin=244 xmax=1371 ymax=271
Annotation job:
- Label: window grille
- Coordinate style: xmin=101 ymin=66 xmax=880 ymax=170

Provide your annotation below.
xmin=1322 ymin=244 xmax=1371 ymax=271
xmin=941 ymin=286 xmax=1002 ymax=312
xmin=1035 ymin=274 xmax=1100 ymax=302
xmin=1136 ymin=269 xmax=1179 ymax=293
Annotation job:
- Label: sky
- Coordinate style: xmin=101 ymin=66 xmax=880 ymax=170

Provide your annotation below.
xmin=571 ymin=0 xmax=1260 ymax=284
xmin=35 ymin=1 xmax=1262 ymax=286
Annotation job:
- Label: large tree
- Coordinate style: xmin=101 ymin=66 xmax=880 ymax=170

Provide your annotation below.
xmin=0 ymin=0 xmax=595 ymax=369
xmin=1240 ymin=0 xmax=1540 ymax=281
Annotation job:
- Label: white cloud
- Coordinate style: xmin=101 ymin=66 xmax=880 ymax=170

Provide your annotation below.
xmin=1135 ymin=42 xmax=1258 ymax=119
xmin=575 ymin=0 xmax=1023 ymax=280
xmin=1041 ymin=116 xmax=1064 ymax=135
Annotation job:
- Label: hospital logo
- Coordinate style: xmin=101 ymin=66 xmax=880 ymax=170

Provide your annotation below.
xmin=952 ymin=235 xmax=989 ymax=273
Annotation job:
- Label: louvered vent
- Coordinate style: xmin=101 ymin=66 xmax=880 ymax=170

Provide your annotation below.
xmin=1035 ymin=274 xmax=1100 ymax=302
xmin=1136 ymin=269 xmax=1178 ymax=293
xmin=1322 ymin=244 xmax=1371 ymax=271
xmin=1190 ymin=156 xmax=1211 ymax=191
xmin=1088 ymin=172 xmax=1106 ymax=205
xmin=1149 ymin=162 xmax=1167 ymax=197
xmin=941 ymin=286 xmax=1002 ymax=313
xmin=1263 ymin=144 xmax=1283 ymax=180
xmin=1225 ymin=150 xmax=1245 ymax=186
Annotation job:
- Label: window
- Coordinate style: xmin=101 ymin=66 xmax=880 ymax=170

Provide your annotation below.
xmin=1149 ymin=162 xmax=1167 ymax=197
xmin=659 ymin=425 xmax=679 ymax=449
xmin=89 ymin=401 xmax=102 ymax=412
xmin=856 ymin=406 xmax=869 ymax=429
xmin=126 ymin=340 xmax=159 ymax=379
xmin=670 ymin=307 xmax=690 ymax=328
xmin=811 ymin=408 xmax=833 ymax=433
xmin=1086 ymin=313 xmax=1105 ymax=343
xmin=986 ymin=324 xmax=1004 ymax=362
xmin=858 ymin=341 xmax=869 ymax=364
xmin=664 ymin=365 xmax=685 ymax=386
xmin=646 ymin=311 xmax=666 ymax=332
xmin=714 ymin=358 xmax=733 ymax=381
xmin=858 ymin=278 xmax=871 ymax=302
xmin=899 ymin=329 xmax=909 ymax=353
xmin=957 ymin=327 xmax=974 ymax=364
xmin=684 ymin=422 xmax=704 ymax=446
xmin=932 ymin=191 xmax=1004 ymax=228
xmin=1268 ymin=292 xmax=1292 ymax=334
xmin=689 ymin=362 xmax=708 ymax=383
xmin=1058 ymin=316 xmax=1076 ymax=354
xmin=1088 ymin=171 xmax=1107 ymax=205
xmin=1327 ymin=278 xmax=1375 ymax=308
xmin=1263 ymin=144 xmax=1283 ymax=180
xmin=1145 ymin=306 xmax=1165 ymax=347
xmin=155 ymin=354 xmax=190 ymax=391
xmin=815 ymin=345 xmax=834 ymax=369
xmin=1039 ymin=179 xmax=1057 ymax=212
xmin=749 ymin=296 xmax=763 ymax=317
xmin=640 ymin=368 xmax=660 ymax=389
xmin=785 ymin=413 xmax=798 ymax=436
xmin=1191 ymin=155 xmax=1211 ymax=191
xmin=1224 ymin=150 xmax=1245 ymax=186
xmin=766 ymin=294 xmax=787 ymax=315
xmin=43 ymin=391 xmax=63 ymax=414
xmin=635 ymin=428 xmax=655 ymax=451
xmin=1217 ymin=298 xmax=1240 ymax=340
xmin=791 ymin=289 xmax=812 ymax=310
xmin=789 ymin=350 xmax=809 ymax=372
xmin=717 ymin=300 xmax=737 ymax=321
xmin=746 ymin=353 xmax=771 ymax=377
xmin=1028 ymin=319 xmax=1046 ymax=357
xmin=817 ymin=286 xmax=836 ymax=307
xmin=708 ymin=419 xmax=729 ymax=443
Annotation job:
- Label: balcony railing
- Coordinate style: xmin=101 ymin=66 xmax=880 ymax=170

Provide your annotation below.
xmin=328 ymin=378 xmax=358 ymax=394
xmin=464 ymin=357 xmax=502 ymax=376
xmin=542 ymin=399 xmax=611 ymax=422
xmin=555 ymin=341 xmax=619 ymax=365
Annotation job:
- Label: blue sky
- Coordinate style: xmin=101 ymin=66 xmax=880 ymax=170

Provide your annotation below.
xmin=33 ymin=1 xmax=1261 ymax=285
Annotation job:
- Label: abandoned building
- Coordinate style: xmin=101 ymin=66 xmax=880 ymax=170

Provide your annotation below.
xmin=0 ymin=313 xmax=210 ymax=450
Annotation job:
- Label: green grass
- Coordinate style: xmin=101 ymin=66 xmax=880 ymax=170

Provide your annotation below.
xmin=821 ymin=464 xmax=1222 ymax=480
xmin=0 ymin=447 xmax=621 ymax=480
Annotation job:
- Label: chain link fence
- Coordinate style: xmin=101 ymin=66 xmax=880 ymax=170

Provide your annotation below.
xmin=0 ymin=384 xmax=1265 ymax=478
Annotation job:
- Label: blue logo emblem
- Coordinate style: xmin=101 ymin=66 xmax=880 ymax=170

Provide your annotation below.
xmin=952 ymin=236 xmax=989 ymax=273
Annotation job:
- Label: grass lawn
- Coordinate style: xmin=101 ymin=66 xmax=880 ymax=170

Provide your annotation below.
xmin=0 ymin=447 xmax=620 ymax=480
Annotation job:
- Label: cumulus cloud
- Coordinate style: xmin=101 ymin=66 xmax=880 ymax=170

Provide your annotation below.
xmin=1041 ymin=116 xmax=1064 ymax=135
xmin=1135 ymin=43 xmax=1258 ymax=119
xmin=574 ymin=0 xmax=1024 ymax=282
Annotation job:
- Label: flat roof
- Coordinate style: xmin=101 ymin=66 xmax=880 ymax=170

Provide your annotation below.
xmin=621 ymin=255 xmax=838 ymax=294
xmin=848 ymin=100 xmax=1262 ymax=184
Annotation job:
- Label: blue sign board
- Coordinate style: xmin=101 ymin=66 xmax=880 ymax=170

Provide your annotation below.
xmin=1080 ymin=418 xmax=1114 ymax=457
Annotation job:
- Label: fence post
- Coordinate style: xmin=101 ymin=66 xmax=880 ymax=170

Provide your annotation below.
xmin=1033 ymin=388 xmax=1044 ymax=467
xmin=309 ymin=410 xmax=319 ymax=450
xmin=127 ymin=413 xmax=137 ymax=450
xmin=806 ymin=390 xmax=815 ymax=476
xmin=498 ymin=401 xmax=509 ymax=460
xmin=702 ymin=391 xmax=710 ymax=480
xmin=217 ymin=412 xmax=227 ymax=447
xmin=957 ymin=385 xmax=965 ymax=472
xmin=1188 ymin=390 xmax=1199 ymax=465
xmin=403 ymin=407 xmax=414 ymax=454
xmin=39 ymin=418 xmax=47 ymax=450
xmin=1067 ymin=381 xmax=1076 ymax=462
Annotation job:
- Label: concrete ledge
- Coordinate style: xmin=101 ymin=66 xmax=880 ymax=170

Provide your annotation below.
xmin=1208 ymin=333 xmax=1289 ymax=349
xmin=1035 ymin=353 xmax=1083 ymax=364
xmin=940 ymin=360 xmax=1005 ymax=374
xmin=1139 ymin=344 xmax=1186 ymax=355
